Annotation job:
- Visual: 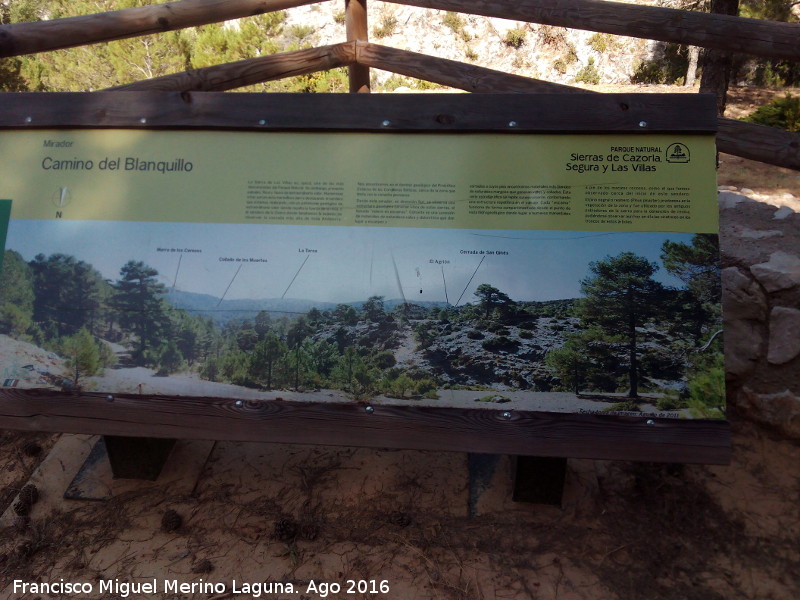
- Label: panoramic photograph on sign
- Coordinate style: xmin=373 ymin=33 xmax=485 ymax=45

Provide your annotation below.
xmin=0 ymin=129 xmax=723 ymax=419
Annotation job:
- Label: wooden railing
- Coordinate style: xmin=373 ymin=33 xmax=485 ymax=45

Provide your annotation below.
xmin=0 ymin=0 xmax=798 ymax=169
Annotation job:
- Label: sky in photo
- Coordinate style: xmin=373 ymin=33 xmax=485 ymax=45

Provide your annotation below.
xmin=5 ymin=220 xmax=697 ymax=305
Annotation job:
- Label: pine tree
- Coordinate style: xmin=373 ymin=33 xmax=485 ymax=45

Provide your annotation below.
xmin=112 ymin=260 xmax=167 ymax=361
xmin=578 ymin=252 xmax=665 ymax=398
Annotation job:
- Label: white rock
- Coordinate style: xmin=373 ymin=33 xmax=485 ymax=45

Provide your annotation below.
xmin=738 ymin=227 xmax=783 ymax=239
xmin=718 ymin=191 xmax=749 ymax=209
xmin=773 ymin=206 xmax=795 ymax=220
xmin=750 ymin=251 xmax=800 ymax=293
xmin=741 ymin=187 xmax=755 ymax=195
xmin=768 ymin=307 xmax=800 ymax=365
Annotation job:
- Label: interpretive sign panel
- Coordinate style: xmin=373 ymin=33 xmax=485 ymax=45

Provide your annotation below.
xmin=0 ymin=126 xmax=724 ymax=421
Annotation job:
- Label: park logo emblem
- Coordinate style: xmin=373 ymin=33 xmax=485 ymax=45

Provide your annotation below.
xmin=666 ymin=143 xmax=691 ymax=164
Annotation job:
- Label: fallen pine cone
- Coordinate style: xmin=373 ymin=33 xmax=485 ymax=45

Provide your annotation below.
xmin=274 ymin=518 xmax=298 ymax=542
xmin=19 ymin=484 xmax=39 ymax=505
xmin=299 ymin=522 xmax=319 ymax=541
xmin=12 ymin=500 xmax=31 ymax=517
xmin=388 ymin=511 xmax=411 ymax=527
xmin=192 ymin=559 xmax=214 ymax=574
xmin=21 ymin=441 xmax=43 ymax=457
xmin=161 ymin=509 xmax=182 ymax=532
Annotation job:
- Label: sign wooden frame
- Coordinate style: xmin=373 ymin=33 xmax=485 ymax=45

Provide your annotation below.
xmin=0 ymin=92 xmax=730 ymax=465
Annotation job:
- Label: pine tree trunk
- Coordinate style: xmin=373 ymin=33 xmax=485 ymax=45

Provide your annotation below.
xmin=685 ymin=46 xmax=700 ymax=87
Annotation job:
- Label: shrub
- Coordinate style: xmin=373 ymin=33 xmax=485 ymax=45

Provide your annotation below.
xmin=656 ymin=395 xmax=688 ymax=411
xmin=372 ymin=13 xmax=398 ymax=39
xmin=289 ymin=24 xmax=315 ymax=41
xmin=519 ymin=330 xmax=533 ymax=339
xmin=482 ymin=336 xmax=519 ymax=352
xmin=442 ymin=11 xmax=467 ymax=38
xmin=333 ymin=10 xmax=346 ymax=25
xmin=487 ymin=322 xmax=508 ymax=334
xmin=574 ymin=57 xmax=600 ymax=85
xmin=743 ymin=94 xmax=800 ymax=132
xmin=588 ymin=33 xmax=609 ymax=54
xmin=504 ymin=28 xmax=526 ymax=49
xmin=466 ymin=329 xmax=484 ymax=340
xmin=553 ymin=59 xmax=568 ymax=75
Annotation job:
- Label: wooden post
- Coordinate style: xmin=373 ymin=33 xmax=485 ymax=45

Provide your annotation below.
xmin=700 ymin=0 xmax=740 ymax=116
xmin=345 ymin=0 xmax=370 ymax=93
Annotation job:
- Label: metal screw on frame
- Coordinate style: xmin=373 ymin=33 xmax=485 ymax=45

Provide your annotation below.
xmin=139 ymin=117 xmax=148 ymax=124
xmin=365 ymin=405 xmax=375 ymax=414
xmin=235 ymin=400 xmax=244 ymax=408
xmin=381 ymin=120 xmax=391 ymax=127
xmin=105 ymin=395 xmax=114 ymax=402
xmin=24 ymin=116 xmax=32 ymax=124
xmin=646 ymin=419 xmax=655 ymax=426
xmin=508 ymin=121 xmax=518 ymax=128
xmin=258 ymin=119 xmax=267 ymax=126
xmin=638 ymin=121 xmax=648 ymax=128
xmin=501 ymin=411 xmax=512 ymax=420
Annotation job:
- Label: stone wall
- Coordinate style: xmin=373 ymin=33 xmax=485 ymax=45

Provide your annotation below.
xmin=720 ymin=191 xmax=800 ymax=439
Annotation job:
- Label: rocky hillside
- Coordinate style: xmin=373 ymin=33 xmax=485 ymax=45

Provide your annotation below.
xmin=284 ymin=1 xmax=663 ymax=88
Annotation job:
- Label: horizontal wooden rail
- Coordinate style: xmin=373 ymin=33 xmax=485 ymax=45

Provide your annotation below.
xmin=0 ymin=390 xmax=731 ymax=464
xmin=386 ymin=0 xmax=800 ymax=61
xmin=355 ymin=41 xmax=590 ymax=94
xmin=357 ymin=43 xmax=800 ymax=170
xmin=0 ymin=0 xmax=327 ymax=58
xmin=717 ymin=119 xmax=800 ymax=170
xmin=0 ymin=91 xmax=716 ymax=132
xmin=109 ymin=43 xmax=355 ymax=91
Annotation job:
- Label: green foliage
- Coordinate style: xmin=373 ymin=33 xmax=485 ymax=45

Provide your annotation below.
xmin=362 ymin=296 xmax=385 ymax=322
xmin=442 ymin=12 xmax=468 ymax=40
xmin=605 ymin=400 xmax=640 ymax=412
xmin=112 ymin=260 xmax=168 ymax=361
xmin=574 ymin=57 xmax=600 ymax=85
xmin=481 ymin=335 xmax=519 ymax=353
xmin=553 ymin=59 xmax=568 ymax=75
xmin=153 ymin=340 xmax=184 ymax=375
xmin=29 ymin=253 xmax=105 ymax=337
xmin=0 ymin=250 xmax=34 ymax=336
xmin=333 ymin=10 xmax=346 ymax=25
xmin=504 ymin=28 xmax=527 ymax=49
xmin=655 ymin=393 xmax=688 ymax=411
xmin=466 ymin=329 xmax=484 ymax=340
xmin=743 ymin=94 xmax=800 ymax=132
xmin=288 ymin=24 xmax=316 ymax=42
xmin=579 ymin=252 xmax=664 ymax=398
xmin=687 ymin=364 xmax=725 ymax=418
xmin=372 ymin=13 xmax=398 ymax=39
xmin=630 ymin=43 xmax=688 ymax=85
xmin=661 ymin=234 xmax=721 ymax=342
xmin=464 ymin=48 xmax=478 ymax=62
xmin=740 ymin=0 xmax=798 ymax=21
xmin=588 ymin=33 xmax=611 ymax=54
xmin=59 ymin=328 xmax=101 ymax=388
xmin=474 ymin=283 xmax=515 ymax=319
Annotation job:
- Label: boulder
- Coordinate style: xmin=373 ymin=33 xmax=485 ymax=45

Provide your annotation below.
xmin=750 ymin=251 xmax=800 ymax=293
xmin=735 ymin=387 xmax=800 ymax=440
xmin=767 ymin=307 xmax=800 ymax=365
xmin=722 ymin=267 xmax=767 ymax=322
xmin=723 ymin=319 xmax=764 ymax=378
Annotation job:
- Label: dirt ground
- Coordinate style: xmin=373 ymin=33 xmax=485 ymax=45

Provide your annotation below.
xmin=1 ymin=87 xmax=799 ymax=600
